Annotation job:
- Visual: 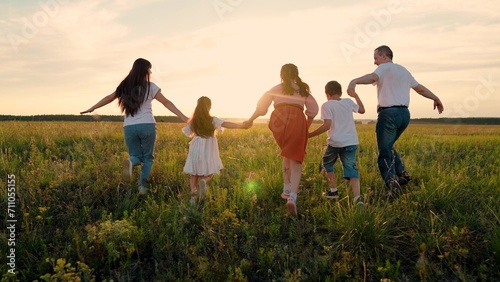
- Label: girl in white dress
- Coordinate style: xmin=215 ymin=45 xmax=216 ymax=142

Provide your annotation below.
xmin=182 ymin=96 xmax=246 ymax=203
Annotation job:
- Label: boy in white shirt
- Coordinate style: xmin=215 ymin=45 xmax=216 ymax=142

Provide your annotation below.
xmin=309 ymin=81 xmax=365 ymax=204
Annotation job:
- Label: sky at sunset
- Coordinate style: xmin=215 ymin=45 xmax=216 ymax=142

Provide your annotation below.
xmin=1 ymin=0 xmax=499 ymax=120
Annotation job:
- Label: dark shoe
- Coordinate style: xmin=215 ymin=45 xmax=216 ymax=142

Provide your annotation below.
xmin=322 ymin=190 xmax=339 ymax=199
xmin=386 ymin=180 xmax=402 ymax=200
xmin=397 ymin=171 xmax=411 ymax=186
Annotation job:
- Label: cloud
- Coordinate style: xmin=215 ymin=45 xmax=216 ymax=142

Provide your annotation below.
xmin=51 ymin=1 xmax=128 ymax=48
xmin=0 ymin=0 xmax=499 ymax=118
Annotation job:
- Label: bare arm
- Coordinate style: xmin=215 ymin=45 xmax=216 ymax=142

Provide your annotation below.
xmin=242 ymin=111 xmax=258 ymax=129
xmin=243 ymin=92 xmax=273 ymax=128
xmin=347 ymin=73 xmax=379 ymax=96
xmin=246 ymin=110 xmax=262 ymax=124
xmin=308 ymin=119 xmax=331 ymax=138
xmin=305 ymin=94 xmax=319 ymax=129
xmin=348 ymin=92 xmax=365 ymax=114
xmin=412 ymin=84 xmax=444 ymax=114
xmin=222 ymin=121 xmax=246 ymax=129
xmin=306 ymin=115 xmax=315 ymax=129
xmin=154 ymin=91 xmax=189 ymax=122
xmin=80 ymin=92 xmax=117 ymax=114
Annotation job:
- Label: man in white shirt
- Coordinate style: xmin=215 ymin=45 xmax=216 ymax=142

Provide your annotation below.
xmin=347 ymin=45 xmax=444 ymax=196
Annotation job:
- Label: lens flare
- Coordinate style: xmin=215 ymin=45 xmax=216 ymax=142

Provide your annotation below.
xmin=244 ymin=179 xmax=259 ymax=193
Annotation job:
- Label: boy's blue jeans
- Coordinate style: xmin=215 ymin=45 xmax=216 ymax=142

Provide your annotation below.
xmin=322 ymin=145 xmax=359 ymax=179
xmin=376 ymin=107 xmax=410 ymax=187
xmin=123 ymin=123 xmax=156 ymax=187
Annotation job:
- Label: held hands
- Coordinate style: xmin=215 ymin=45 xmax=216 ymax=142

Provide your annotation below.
xmin=226 ymin=120 xmax=253 ymax=129
xmin=242 ymin=120 xmax=253 ymax=129
xmin=346 ymin=81 xmax=357 ymax=97
xmin=347 ymin=90 xmax=359 ymax=98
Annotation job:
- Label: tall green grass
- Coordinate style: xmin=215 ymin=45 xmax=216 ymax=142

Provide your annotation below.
xmin=0 ymin=121 xmax=499 ymax=281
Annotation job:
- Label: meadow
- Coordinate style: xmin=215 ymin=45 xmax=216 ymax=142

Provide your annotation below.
xmin=0 ymin=121 xmax=499 ymax=281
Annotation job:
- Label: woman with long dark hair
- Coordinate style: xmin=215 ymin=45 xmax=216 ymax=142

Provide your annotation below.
xmin=81 ymin=58 xmax=188 ymax=195
xmin=244 ymin=64 xmax=319 ymax=216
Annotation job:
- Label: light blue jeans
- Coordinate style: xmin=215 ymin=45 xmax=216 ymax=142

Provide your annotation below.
xmin=376 ymin=107 xmax=410 ymax=188
xmin=123 ymin=123 xmax=156 ymax=187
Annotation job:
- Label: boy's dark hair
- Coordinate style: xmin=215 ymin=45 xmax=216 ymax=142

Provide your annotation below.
xmin=325 ymin=81 xmax=342 ymax=95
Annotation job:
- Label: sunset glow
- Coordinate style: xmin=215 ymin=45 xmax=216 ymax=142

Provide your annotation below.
xmin=1 ymin=0 xmax=499 ymax=120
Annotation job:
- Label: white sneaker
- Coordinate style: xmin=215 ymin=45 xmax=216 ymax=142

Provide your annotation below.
xmin=121 ymin=159 xmax=132 ymax=181
xmin=281 ymin=190 xmax=291 ymax=200
xmin=282 ymin=184 xmax=291 ymax=199
xmin=189 ymin=196 xmax=196 ymax=206
xmin=354 ymin=196 xmax=365 ymax=206
xmin=198 ymin=179 xmax=207 ymax=199
xmin=138 ymin=186 xmax=147 ymax=196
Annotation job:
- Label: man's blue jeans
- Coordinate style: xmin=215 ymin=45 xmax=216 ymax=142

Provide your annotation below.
xmin=376 ymin=107 xmax=410 ymax=188
xmin=123 ymin=123 xmax=156 ymax=187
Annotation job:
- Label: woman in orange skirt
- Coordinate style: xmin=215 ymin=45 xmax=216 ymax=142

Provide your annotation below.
xmin=244 ymin=64 xmax=318 ymax=216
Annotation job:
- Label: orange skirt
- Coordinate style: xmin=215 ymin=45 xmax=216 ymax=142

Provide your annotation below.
xmin=269 ymin=105 xmax=308 ymax=163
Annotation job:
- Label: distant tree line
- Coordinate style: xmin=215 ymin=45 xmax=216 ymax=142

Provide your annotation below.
xmin=411 ymin=117 xmax=500 ymax=125
xmin=0 ymin=115 xmax=184 ymax=123
xmin=0 ymin=115 xmax=498 ymax=125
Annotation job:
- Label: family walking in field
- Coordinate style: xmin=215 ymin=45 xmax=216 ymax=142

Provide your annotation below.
xmin=81 ymin=45 xmax=444 ymax=216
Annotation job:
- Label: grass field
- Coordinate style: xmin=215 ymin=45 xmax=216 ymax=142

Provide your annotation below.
xmin=1 ymin=121 xmax=499 ymax=281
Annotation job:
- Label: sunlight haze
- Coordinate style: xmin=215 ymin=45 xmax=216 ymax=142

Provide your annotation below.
xmin=1 ymin=0 xmax=499 ymax=120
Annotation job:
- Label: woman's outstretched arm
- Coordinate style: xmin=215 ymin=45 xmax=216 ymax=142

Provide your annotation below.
xmin=155 ymin=91 xmax=189 ymax=122
xmin=80 ymin=92 xmax=117 ymax=114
